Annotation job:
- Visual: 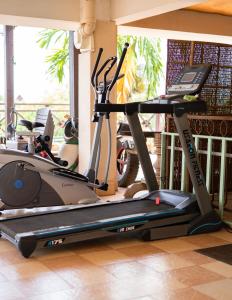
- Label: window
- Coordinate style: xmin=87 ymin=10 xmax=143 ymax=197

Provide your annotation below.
xmin=13 ymin=26 xmax=70 ymax=142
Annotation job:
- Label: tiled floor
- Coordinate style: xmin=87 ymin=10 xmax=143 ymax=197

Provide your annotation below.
xmin=0 ymin=230 xmax=232 ymax=299
xmin=0 ymin=194 xmax=232 ymax=299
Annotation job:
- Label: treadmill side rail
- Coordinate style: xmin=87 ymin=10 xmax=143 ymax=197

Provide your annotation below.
xmin=2 ymin=207 xmax=222 ymax=258
xmin=12 ymin=211 xmax=198 ymax=257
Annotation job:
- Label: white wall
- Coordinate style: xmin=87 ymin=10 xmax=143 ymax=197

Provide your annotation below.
xmin=0 ymin=0 xmax=80 ymax=29
xmin=0 ymin=0 xmax=80 ymax=21
xmin=0 ymin=0 xmax=206 ymax=29
xmin=110 ymin=0 xmax=205 ymax=24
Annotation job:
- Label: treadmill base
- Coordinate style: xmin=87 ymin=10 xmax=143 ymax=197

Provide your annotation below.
xmin=1 ymin=210 xmax=222 ymax=258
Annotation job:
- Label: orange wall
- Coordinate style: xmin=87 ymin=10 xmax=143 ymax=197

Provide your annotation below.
xmin=127 ymin=10 xmax=232 ymax=37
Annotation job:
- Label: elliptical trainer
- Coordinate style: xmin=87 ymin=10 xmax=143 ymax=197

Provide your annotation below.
xmin=0 ymin=45 xmax=123 ymax=212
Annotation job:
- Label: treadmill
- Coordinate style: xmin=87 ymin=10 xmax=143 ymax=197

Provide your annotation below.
xmin=0 ymin=46 xmax=222 ymax=258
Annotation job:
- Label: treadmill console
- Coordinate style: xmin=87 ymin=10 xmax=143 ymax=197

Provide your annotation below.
xmin=139 ymin=64 xmax=211 ymax=114
xmin=166 ymin=64 xmax=211 ymax=96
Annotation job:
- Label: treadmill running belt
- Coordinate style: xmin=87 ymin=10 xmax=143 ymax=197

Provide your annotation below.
xmin=0 ymin=200 xmax=173 ymax=238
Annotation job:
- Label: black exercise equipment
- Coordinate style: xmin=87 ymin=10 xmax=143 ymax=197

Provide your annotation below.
xmin=0 ymin=45 xmax=222 ymax=257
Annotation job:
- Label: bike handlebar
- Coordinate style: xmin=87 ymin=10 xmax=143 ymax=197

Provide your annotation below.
xmin=37 ymin=135 xmax=50 ymax=143
xmin=36 ymin=135 xmax=68 ymax=167
xmin=55 ymin=158 xmax=69 ymax=167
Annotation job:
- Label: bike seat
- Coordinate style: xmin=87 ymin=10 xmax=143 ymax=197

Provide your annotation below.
xmin=19 ymin=120 xmax=45 ymax=131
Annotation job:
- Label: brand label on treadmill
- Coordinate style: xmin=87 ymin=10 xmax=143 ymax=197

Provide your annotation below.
xmin=118 ymin=226 xmax=136 ymax=232
xmin=45 ymin=238 xmax=65 ymax=247
xmin=183 ymin=129 xmax=204 ymax=186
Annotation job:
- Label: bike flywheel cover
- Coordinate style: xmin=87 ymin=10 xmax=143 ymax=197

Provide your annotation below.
xmin=0 ymin=160 xmax=42 ymax=207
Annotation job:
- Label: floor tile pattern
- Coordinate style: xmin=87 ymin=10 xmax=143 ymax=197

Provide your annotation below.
xmin=0 ymin=201 xmax=232 ymax=299
xmin=196 ymin=243 xmax=232 ymax=265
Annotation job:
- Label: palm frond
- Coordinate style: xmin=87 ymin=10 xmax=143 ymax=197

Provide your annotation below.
xmin=117 ymin=35 xmax=163 ymax=102
xmin=37 ymin=29 xmax=69 ymax=83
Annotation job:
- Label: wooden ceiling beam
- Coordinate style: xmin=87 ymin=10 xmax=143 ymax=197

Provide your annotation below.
xmin=188 ymin=0 xmax=232 ymax=17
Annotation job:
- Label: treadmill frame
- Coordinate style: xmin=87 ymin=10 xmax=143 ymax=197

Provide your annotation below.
xmin=126 ymin=107 xmax=212 ymax=216
xmin=0 ymin=58 xmax=222 ymax=257
xmin=0 ymin=104 xmax=222 ymax=258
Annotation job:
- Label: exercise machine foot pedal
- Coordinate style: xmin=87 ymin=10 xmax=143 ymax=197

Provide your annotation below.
xmin=51 ymin=168 xmax=88 ymax=182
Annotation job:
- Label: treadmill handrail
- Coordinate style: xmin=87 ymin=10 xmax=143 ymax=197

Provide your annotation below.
xmin=139 ymin=100 xmax=207 ymax=115
xmin=94 ymin=102 xmax=141 ymax=114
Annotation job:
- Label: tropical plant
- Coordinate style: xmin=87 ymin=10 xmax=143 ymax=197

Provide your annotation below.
xmin=37 ymin=31 xmax=163 ymax=102
xmin=117 ymin=35 xmax=163 ymax=104
xmin=37 ymin=29 xmax=69 ymax=83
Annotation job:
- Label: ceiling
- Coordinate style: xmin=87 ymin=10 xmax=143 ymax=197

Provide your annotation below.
xmin=187 ymin=0 xmax=232 ymax=17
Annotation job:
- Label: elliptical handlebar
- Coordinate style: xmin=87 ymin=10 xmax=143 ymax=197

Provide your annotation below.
xmin=91 ymin=48 xmax=103 ymax=88
xmin=95 ymin=57 xmax=116 ymax=92
xmin=108 ymin=43 xmax=129 ymax=92
xmin=91 ymin=43 xmax=129 ymax=101
xmin=103 ymin=57 xmax=117 ymax=93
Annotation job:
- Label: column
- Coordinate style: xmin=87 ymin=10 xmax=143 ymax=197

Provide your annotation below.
xmin=78 ymin=20 xmax=117 ymax=195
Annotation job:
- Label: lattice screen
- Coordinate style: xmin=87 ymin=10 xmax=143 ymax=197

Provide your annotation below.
xmin=167 ymin=40 xmax=232 ymax=115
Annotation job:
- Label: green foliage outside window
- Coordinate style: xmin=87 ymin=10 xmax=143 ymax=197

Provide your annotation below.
xmin=117 ymin=35 xmax=163 ymax=103
xmin=37 ymin=30 xmax=163 ymax=103
xmin=37 ymin=29 xmax=69 ymax=83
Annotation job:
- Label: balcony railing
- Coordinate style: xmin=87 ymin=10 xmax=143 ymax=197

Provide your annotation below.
xmin=0 ymin=102 xmax=70 ymax=142
xmin=160 ymin=132 xmax=232 ymax=227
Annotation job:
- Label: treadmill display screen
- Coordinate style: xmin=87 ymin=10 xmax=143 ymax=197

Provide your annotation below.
xmin=180 ymin=72 xmax=196 ymax=83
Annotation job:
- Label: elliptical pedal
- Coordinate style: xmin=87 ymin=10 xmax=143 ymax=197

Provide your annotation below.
xmin=51 ymin=168 xmax=88 ymax=182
